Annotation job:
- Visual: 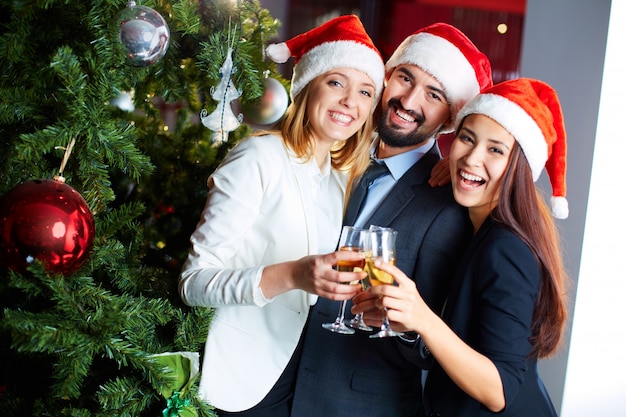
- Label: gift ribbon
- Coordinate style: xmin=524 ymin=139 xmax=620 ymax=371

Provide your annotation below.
xmin=162 ymin=391 xmax=191 ymax=417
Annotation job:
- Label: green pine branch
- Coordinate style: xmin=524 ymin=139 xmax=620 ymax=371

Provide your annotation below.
xmin=0 ymin=0 xmax=285 ymax=415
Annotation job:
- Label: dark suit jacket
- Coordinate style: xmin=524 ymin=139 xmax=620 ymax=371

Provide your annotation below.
xmin=423 ymin=217 xmax=558 ymax=417
xmin=291 ymin=143 xmax=472 ymax=417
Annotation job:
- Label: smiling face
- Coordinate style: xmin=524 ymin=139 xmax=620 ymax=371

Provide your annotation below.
xmin=376 ymin=64 xmax=451 ymax=153
xmin=449 ymin=113 xmax=517 ymax=230
xmin=305 ymin=68 xmax=376 ymax=150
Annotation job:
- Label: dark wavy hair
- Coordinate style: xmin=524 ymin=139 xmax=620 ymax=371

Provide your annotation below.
xmin=491 ymin=144 xmax=569 ymax=358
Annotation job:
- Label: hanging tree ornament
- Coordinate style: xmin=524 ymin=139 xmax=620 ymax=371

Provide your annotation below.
xmin=241 ymin=26 xmax=289 ymax=126
xmin=200 ymin=46 xmax=244 ymax=144
xmin=200 ymin=27 xmax=244 ymax=145
xmin=117 ymin=0 xmax=170 ymax=67
xmin=241 ymin=70 xmax=288 ymax=126
xmin=0 ymin=139 xmax=96 ymax=276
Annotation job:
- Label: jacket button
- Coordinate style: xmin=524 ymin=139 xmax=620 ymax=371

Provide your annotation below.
xmin=418 ymin=339 xmax=431 ymax=359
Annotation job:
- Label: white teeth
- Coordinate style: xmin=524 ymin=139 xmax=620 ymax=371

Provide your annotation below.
xmin=395 ymin=109 xmax=415 ymax=122
xmin=460 ymin=171 xmax=485 ymax=182
xmin=330 ymin=112 xmax=352 ymax=123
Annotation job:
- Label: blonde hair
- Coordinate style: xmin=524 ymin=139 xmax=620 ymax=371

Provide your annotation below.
xmin=264 ymin=81 xmax=375 ymax=210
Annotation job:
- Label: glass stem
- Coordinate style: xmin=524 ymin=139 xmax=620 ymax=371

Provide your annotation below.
xmin=335 ymin=300 xmax=348 ymax=323
xmin=380 ymin=308 xmax=391 ymax=330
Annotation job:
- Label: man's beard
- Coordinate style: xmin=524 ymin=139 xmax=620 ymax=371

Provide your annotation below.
xmin=377 ymin=99 xmax=432 ymax=148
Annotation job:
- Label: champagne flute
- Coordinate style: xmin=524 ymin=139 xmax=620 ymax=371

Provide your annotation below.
xmin=347 ymin=226 xmax=390 ymax=331
xmin=366 ymin=227 xmax=404 ymax=338
xmin=322 ymin=226 xmax=367 ymax=334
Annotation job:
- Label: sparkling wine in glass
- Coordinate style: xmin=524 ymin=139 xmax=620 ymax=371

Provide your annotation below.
xmin=366 ymin=227 xmax=404 ymax=338
xmin=347 ymin=225 xmax=391 ymax=332
xmin=322 ymin=226 xmax=367 ymax=334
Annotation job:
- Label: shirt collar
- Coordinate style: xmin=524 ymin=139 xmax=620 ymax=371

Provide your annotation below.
xmin=370 ymin=136 xmax=437 ymax=180
xmin=293 ymin=152 xmax=331 ymax=179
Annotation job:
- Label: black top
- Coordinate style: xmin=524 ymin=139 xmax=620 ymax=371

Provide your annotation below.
xmin=424 ymin=217 xmax=558 ymax=417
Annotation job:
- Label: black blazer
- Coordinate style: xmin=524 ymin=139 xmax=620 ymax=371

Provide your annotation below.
xmin=291 ymin=143 xmax=472 ymax=417
xmin=423 ymin=217 xmax=558 ymax=417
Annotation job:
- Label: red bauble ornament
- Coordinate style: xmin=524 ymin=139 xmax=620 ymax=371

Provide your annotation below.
xmin=0 ymin=178 xmax=95 ymax=275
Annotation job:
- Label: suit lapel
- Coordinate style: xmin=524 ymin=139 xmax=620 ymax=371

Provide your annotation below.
xmin=363 ymin=144 xmax=441 ymax=227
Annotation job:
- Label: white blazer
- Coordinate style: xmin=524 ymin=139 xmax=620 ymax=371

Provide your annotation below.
xmin=179 ymin=134 xmax=347 ymax=411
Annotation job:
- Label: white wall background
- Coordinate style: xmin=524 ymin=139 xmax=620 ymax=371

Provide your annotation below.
xmin=519 ymin=1 xmax=626 ymax=415
xmin=558 ymin=1 xmax=626 ymax=415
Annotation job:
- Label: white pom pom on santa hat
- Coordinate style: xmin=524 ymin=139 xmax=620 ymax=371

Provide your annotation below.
xmin=456 ymin=78 xmax=569 ymax=219
xmin=265 ymin=43 xmax=291 ymax=64
xmin=265 ymin=15 xmax=384 ymax=102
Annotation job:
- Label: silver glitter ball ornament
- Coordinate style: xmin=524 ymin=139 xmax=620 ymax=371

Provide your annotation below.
xmin=117 ymin=3 xmax=170 ymax=67
xmin=241 ymin=77 xmax=289 ymax=125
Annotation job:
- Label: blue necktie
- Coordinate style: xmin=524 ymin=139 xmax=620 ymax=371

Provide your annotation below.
xmin=344 ymin=160 xmax=389 ymax=225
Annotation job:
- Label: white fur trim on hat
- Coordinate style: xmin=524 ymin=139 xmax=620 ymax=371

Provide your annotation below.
xmin=456 ymin=93 xmax=548 ymax=181
xmin=385 ymin=32 xmax=480 ymax=133
xmin=289 ymin=40 xmax=385 ymax=102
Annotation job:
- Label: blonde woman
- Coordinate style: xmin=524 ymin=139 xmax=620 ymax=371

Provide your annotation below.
xmin=179 ymin=15 xmax=384 ymax=417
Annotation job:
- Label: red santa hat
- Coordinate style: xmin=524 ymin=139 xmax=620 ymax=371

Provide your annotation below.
xmin=266 ymin=15 xmax=384 ymax=103
xmin=456 ymin=78 xmax=569 ymax=219
xmin=385 ymin=22 xmax=493 ymax=133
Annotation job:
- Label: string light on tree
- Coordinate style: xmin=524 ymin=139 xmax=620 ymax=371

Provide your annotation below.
xmin=153 ymin=96 xmax=187 ymax=132
xmin=117 ymin=0 xmax=170 ymax=67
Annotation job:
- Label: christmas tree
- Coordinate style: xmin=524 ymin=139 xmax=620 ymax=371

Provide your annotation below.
xmin=0 ymin=0 xmax=286 ymax=415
